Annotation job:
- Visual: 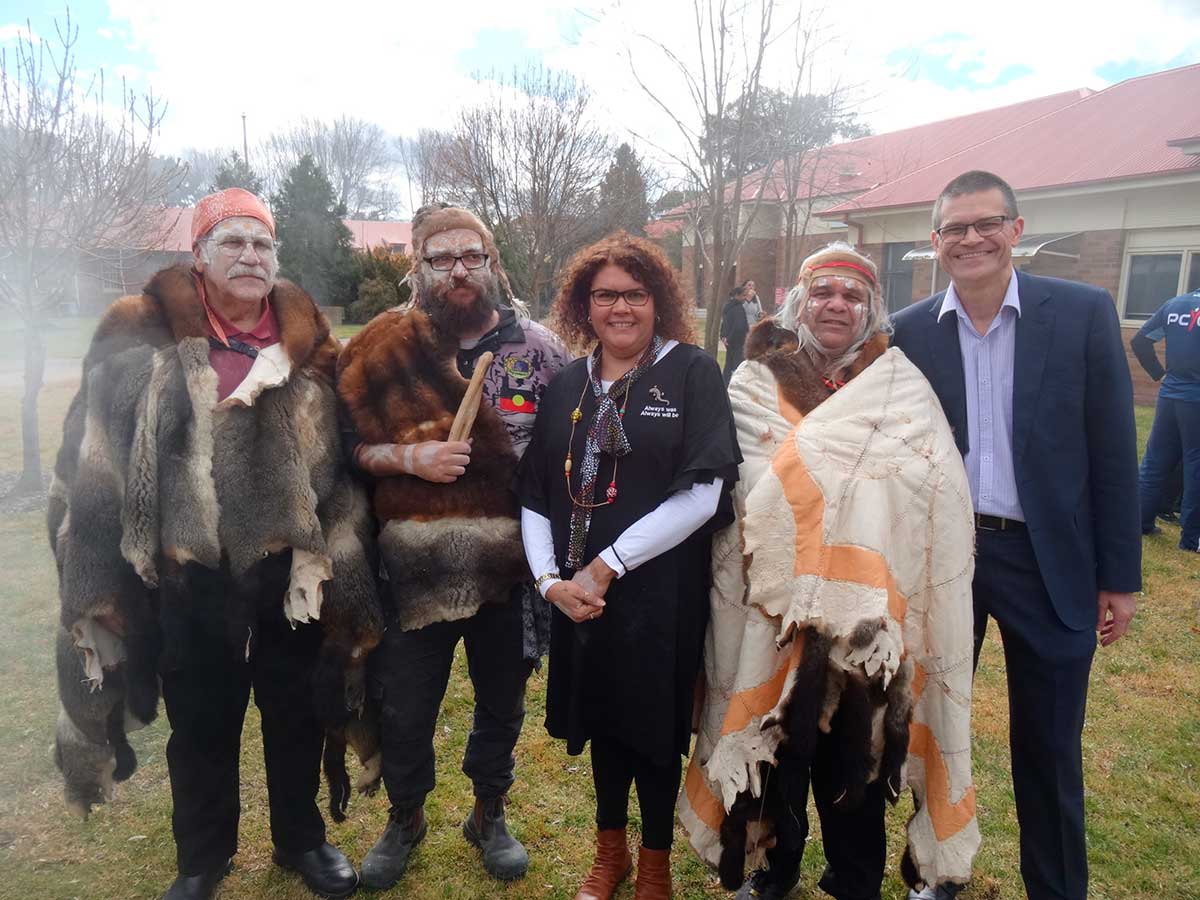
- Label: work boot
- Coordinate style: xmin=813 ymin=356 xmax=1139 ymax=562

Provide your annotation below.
xmin=462 ymin=794 xmax=529 ymax=881
xmin=574 ymin=826 xmax=633 ymax=900
xmin=734 ymin=866 xmax=801 ymax=899
xmin=633 ymin=845 xmax=672 ymax=899
xmin=360 ymin=805 xmax=427 ymax=891
xmin=161 ymin=858 xmax=233 ymax=900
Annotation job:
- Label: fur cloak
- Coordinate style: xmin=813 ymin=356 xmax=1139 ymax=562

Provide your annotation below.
xmin=336 ymin=308 xmax=529 ymax=630
xmin=679 ymin=320 xmax=980 ymax=891
xmin=49 ymin=264 xmax=383 ymax=817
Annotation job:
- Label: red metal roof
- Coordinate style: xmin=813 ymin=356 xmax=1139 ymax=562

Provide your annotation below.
xmin=820 ymin=63 xmax=1200 ymax=216
xmin=148 ymin=208 xmax=411 ymax=253
xmin=645 ymin=218 xmax=684 ymax=238
xmin=740 ymin=88 xmax=1091 ymax=204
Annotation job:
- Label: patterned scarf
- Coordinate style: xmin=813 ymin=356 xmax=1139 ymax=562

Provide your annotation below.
xmin=566 ymin=336 xmax=663 ymax=569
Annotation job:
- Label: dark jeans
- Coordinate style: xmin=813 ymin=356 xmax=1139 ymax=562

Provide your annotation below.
xmin=764 ymin=726 xmax=887 ymax=900
xmin=591 ymin=736 xmax=682 ymax=850
xmin=160 ymin=563 xmax=326 ymax=875
xmin=373 ymin=591 xmax=533 ymax=810
xmin=974 ymin=528 xmax=1095 ymax=900
xmin=1138 ymin=394 xmax=1200 ymax=550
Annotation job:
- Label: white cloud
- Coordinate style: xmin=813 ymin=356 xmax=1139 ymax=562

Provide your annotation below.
xmin=92 ymin=0 xmax=1199 ymax=184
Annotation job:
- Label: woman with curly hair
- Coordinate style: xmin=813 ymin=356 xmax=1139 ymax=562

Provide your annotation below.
xmin=517 ymin=232 xmax=740 ymax=899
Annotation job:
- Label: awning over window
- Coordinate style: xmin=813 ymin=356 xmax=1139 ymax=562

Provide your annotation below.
xmin=902 ymin=232 xmax=1081 ymax=262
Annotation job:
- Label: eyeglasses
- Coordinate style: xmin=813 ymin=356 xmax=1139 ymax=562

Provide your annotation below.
xmin=424 ymin=252 xmax=489 ymax=271
xmin=589 ymin=289 xmax=651 ymax=307
xmin=209 ymin=236 xmax=276 ymax=258
xmin=935 ymin=215 xmax=1013 ymax=242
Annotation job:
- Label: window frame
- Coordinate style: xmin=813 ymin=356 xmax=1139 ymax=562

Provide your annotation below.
xmin=1119 ymin=244 xmax=1200 ymax=324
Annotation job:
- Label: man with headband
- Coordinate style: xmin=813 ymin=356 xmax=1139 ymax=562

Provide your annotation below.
xmin=337 ymin=203 xmax=568 ymax=890
xmin=681 ymin=242 xmax=979 ymax=900
xmin=49 ymin=187 xmax=380 ymax=899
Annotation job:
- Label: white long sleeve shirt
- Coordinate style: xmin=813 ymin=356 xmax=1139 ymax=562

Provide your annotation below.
xmin=522 ymin=477 xmax=723 ymax=597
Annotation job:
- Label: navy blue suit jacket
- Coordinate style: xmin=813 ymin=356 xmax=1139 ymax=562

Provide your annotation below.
xmin=891 ymin=270 xmax=1142 ymax=630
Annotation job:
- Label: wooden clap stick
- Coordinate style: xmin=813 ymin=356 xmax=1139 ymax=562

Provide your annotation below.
xmin=448 ymin=351 xmax=493 ymax=442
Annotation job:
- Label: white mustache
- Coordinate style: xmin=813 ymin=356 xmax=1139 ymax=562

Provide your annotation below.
xmin=229 ymin=265 xmax=268 ymax=279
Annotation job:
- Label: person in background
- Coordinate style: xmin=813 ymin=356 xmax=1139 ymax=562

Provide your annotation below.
xmin=518 ymin=231 xmax=739 ymax=900
xmin=742 ymin=280 xmax=764 ymax=327
xmin=1130 ymin=284 xmax=1200 ymax=552
xmin=720 ymin=284 xmax=750 ymax=385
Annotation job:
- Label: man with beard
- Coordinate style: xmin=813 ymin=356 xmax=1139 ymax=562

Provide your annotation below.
xmin=337 ymin=204 xmax=569 ymax=890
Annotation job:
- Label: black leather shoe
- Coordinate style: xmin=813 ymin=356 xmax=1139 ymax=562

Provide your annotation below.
xmin=360 ymin=806 xmax=427 ymax=891
xmin=273 ymin=841 xmax=358 ymax=899
xmin=161 ymin=858 xmax=233 ymax=900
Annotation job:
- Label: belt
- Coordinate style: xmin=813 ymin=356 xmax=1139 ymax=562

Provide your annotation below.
xmin=975 ymin=513 xmax=1026 ymax=532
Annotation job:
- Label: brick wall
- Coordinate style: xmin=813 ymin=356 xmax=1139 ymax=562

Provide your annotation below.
xmin=737 ymin=236 xmax=779 ymax=312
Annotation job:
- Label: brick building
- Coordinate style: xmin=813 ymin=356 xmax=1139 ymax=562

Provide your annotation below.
xmin=681 ymin=63 xmax=1200 ymax=404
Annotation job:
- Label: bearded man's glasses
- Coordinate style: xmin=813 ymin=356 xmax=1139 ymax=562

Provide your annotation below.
xmin=425 ymin=253 xmax=489 ymax=271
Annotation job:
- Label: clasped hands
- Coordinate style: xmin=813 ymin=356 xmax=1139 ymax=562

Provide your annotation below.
xmin=546 ymin=557 xmax=616 ymax=623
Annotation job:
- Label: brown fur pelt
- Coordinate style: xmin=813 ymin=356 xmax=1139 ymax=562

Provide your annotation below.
xmin=49 ymin=264 xmax=382 ymax=818
xmin=337 ymin=308 xmax=529 ymax=630
xmin=716 ymin=325 xmax=912 ymax=889
xmin=746 ymin=317 xmax=889 ymax=416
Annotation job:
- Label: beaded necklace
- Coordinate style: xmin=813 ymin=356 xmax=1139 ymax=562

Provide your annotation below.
xmin=564 ymin=376 xmax=632 ymax=508
xmin=563 ymin=337 xmax=662 ymax=569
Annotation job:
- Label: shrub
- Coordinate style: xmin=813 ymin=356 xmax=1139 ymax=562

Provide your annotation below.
xmin=346 ymin=247 xmax=412 ymax=323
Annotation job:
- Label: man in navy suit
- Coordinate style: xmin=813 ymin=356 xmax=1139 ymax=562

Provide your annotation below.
xmin=890 ymin=171 xmax=1141 ymax=900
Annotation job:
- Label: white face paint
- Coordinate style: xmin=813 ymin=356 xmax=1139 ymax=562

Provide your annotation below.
xmin=194 ymin=216 xmax=278 ymax=307
xmin=802 ymin=274 xmax=871 ymax=355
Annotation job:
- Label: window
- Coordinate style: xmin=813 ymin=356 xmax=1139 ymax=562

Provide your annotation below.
xmin=1123 ymin=251 xmax=1200 ymax=320
xmin=1120 ymin=232 xmax=1200 ymax=321
xmin=883 ymin=242 xmax=915 ymax=313
xmin=1125 ymin=254 xmax=1182 ymax=320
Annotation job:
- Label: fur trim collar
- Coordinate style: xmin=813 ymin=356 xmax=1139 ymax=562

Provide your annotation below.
xmin=113 ymin=264 xmax=337 ymax=376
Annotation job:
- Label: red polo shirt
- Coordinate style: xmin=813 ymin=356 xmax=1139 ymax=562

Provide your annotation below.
xmin=205 ymin=297 xmax=281 ymax=401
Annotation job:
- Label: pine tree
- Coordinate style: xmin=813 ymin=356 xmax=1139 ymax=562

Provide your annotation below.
xmin=272 ymin=155 xmax=356 ymax=306
xmin=210 ymin=152 xmax=265 ymax=195
xmin=597 ymin=143 xmax=652 ymax=236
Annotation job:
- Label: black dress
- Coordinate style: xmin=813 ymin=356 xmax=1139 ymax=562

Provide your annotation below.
xmin=517 ymin=343 xmax=740 ymax=766
xmin=720 ymin=299 xmax=749 ymax=384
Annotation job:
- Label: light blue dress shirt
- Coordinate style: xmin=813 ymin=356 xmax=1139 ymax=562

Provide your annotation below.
xmin=938 ymin=271 xmax=1025 ymax=521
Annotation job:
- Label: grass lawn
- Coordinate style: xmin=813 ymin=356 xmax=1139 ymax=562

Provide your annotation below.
xmin=0 ymin=354 xmax=1196 ymax=898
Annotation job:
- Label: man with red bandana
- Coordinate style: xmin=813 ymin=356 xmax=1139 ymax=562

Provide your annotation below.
xmin=49 ymin=188 xmax=379 ymax=900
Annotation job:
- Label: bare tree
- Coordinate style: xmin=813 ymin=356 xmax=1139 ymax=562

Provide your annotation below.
xmin=441 ymin=66 xmax=612 ymax=315
xmin=259 ymin=116 xmax=398 ymax=219
xmin=627 ymin=0 xmax=826 ymax=351
xmin=396 ymin=129 xmax=453 ymax=214
xmin=0 ymin=12 xmax=182 ymax=494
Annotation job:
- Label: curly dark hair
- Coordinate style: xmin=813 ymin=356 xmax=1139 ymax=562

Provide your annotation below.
xmin=552 ymin=231 xmax=695 ymax=348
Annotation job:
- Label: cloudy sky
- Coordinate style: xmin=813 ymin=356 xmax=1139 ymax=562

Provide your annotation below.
xmin=4 ymin=0 xmax=1199 ymax=204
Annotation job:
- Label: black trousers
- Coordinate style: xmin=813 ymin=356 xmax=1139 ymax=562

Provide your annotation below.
xmin=765 ymin=727 xmax=886 ymax=900
xmin=373 ymin=591 xmax=533 ymax=810
xmin=974 ymin=528 xmax=1095 ymax=900
xmin=160 ymin=561 xmax=326 ymax=876
xmin=591 ymin=736 xmax=682 ymax=850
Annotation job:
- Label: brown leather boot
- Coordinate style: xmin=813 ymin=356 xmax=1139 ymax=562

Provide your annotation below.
xmin=633 ymin=845 xmax=672 ymax=899
xmin=574 ymin=827 xmax=633 ymax=900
